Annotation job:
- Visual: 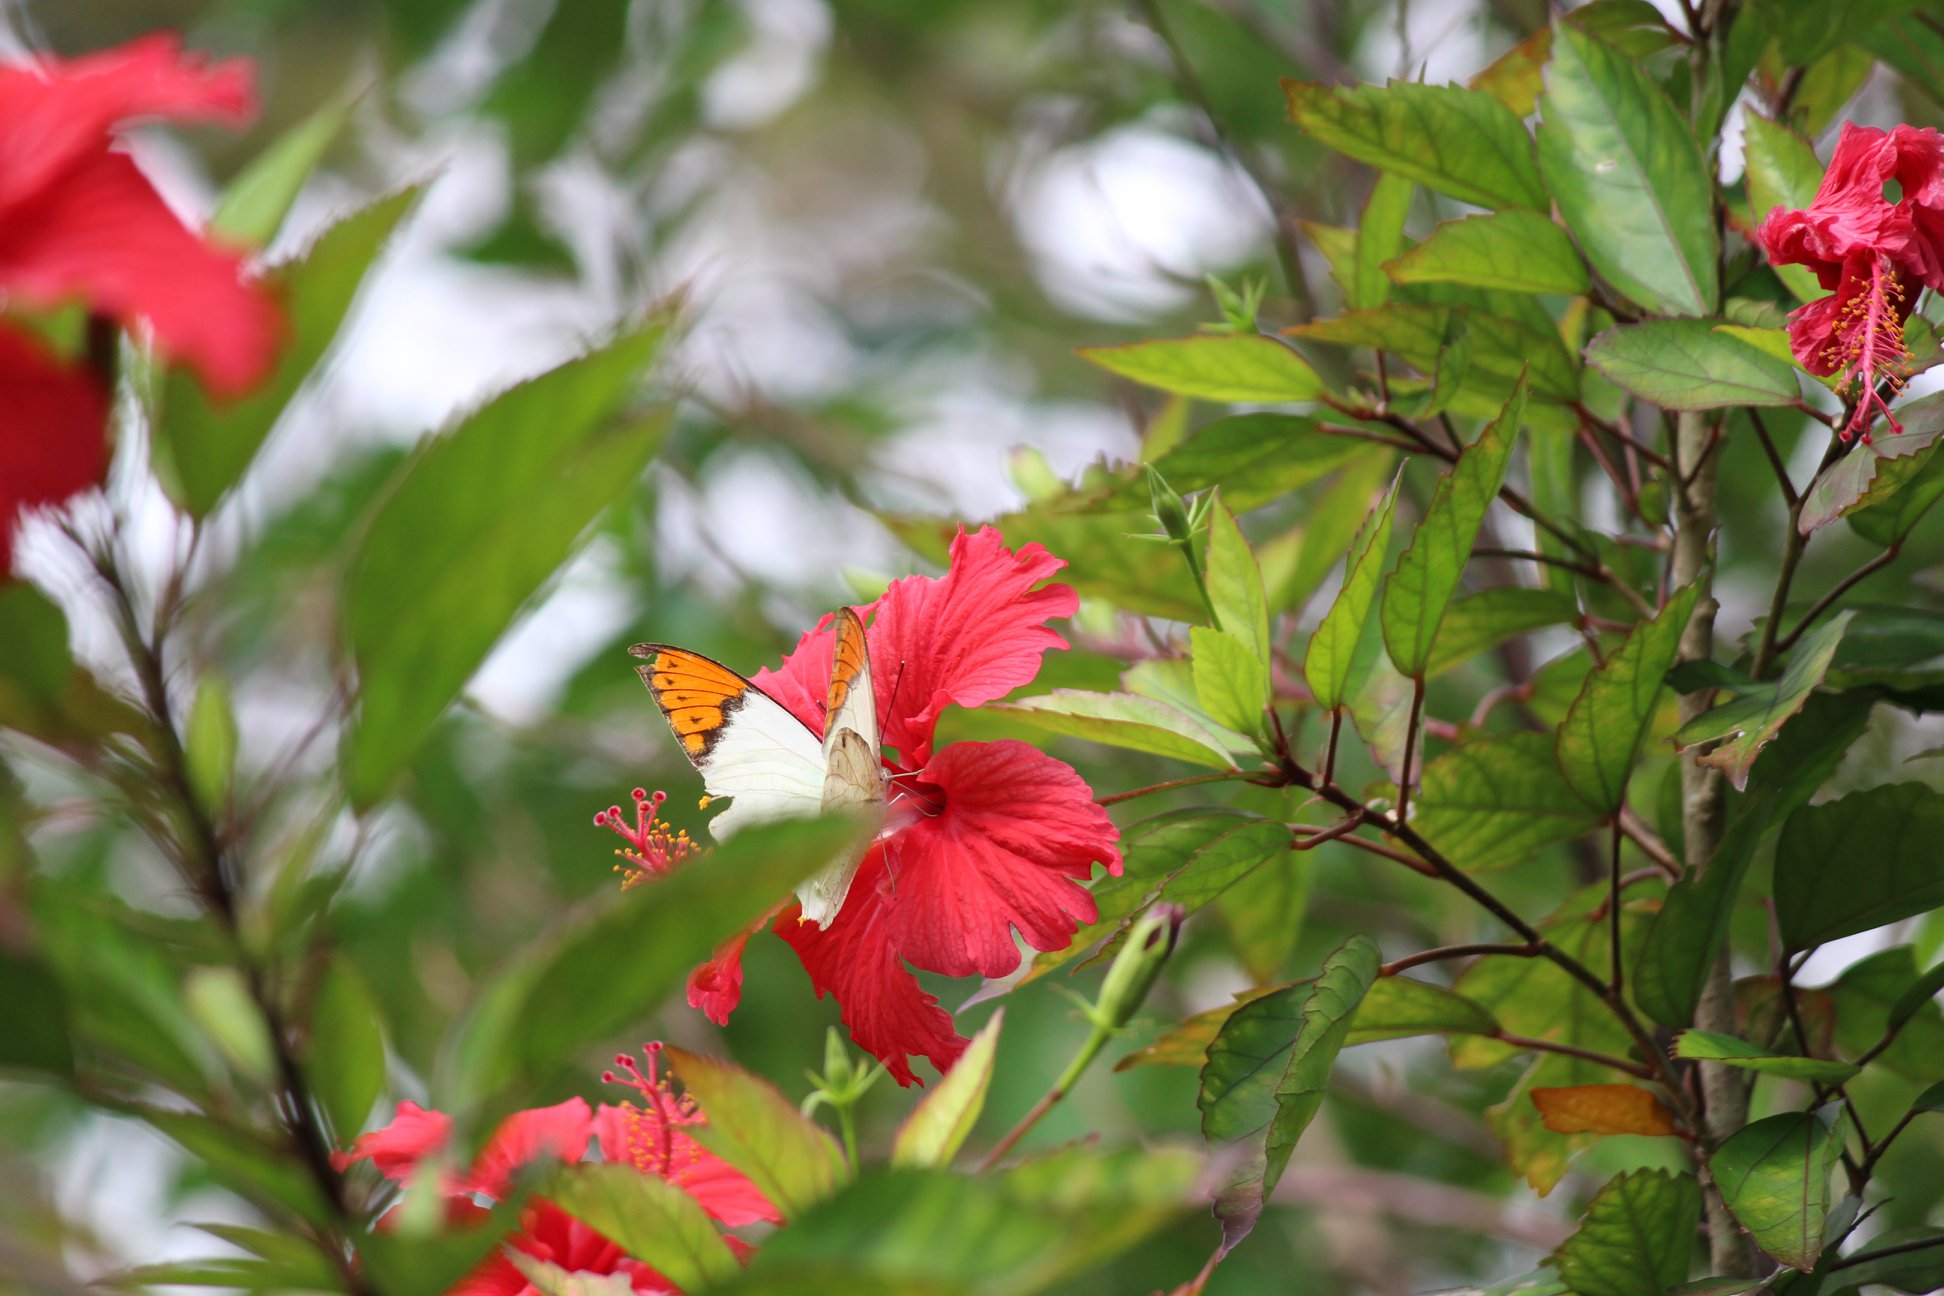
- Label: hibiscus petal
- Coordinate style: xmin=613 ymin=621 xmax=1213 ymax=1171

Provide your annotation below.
xmin=0 ymin=149 xmax=280 ymax=394
xmin=466 ymin=1097 xmax=593 ymax=1198
xmin=883 ymin=739 xmax=1120 ymax=980
xmin=867 ymin=527 xmax=1077 ymax=764
xmin=0 ymin=34 xmax=255 ymax=214
xmin=686 ymin=927 xmax=753 ymax=1026
xmin=0 ymin=326 xmax=108 ymax=573
xmin=330 ymin=1100 xmax=452 ymax=1180
xmin=593 ymin=1101 xmax=781 ymax=1227
xmin=775 ymin=858 xmax=966 ymax=1086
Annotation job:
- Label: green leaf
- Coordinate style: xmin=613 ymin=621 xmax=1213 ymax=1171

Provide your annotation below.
xmin=1548 ymin=1169 xmax=1703 ymax=1296
xmin=1200 ymin=934 xmax=1379 ymax=1252
xmin=1775 ymin=783 xmax=1944 ymax=949
xmin=1537 ymin=26 xmax=1719 ymax=316
xmin=308 ymin=958 xmax=387 ymax=1141
xmin=1671 ymin=611 xmax=1852 ymax=790
xmin=342 ymin=320 xmax=671 ymax=806
xmin=1283 ymin=80 xmax=1547 ymax=210
xmin=0 ymin=949 xmax=73 ymax=1077
xmin=0 ymin=585 xmax=72 ymax=701
xmin=1710 ymin=1112 xmax=1843 ymax=1270
xmin=1353 ymin=173 xmax=1414 ymax=310
xmin=1078 ymin=335 xmax=1324 ymax=403
xmin=1276 ymin=452 xmax=1397 ymax=615
xmin=1191 ymin=627 xmax=1269 ymax=741
xmin=140 ymin=1106 xmax=332 ymax=1228
xmin=155 ymin=187 xmax=422 ymax=517
xmin=1427 ymin=586 xmax=1581 ymax=677
xmin=1741 ymin=111 xmax=1827 ymax=303
xmin=210 ymin=94 xmax=356 ymax=247
xmin=1671 ymin=1030 xmax=1861 ymax=1084
xmin=892 ymin=1011 xmax=1001 ymax=1168
xmin=546 ymin=1164 xmax=740 ymax=1292
xmin=1216 ymin=853 xmax=1312 ymax=983
xmin=1384 ymin=210 xmax=1589 ymax=295
xmin=1827 ymin=947 xmax=1944 ymax=1086
xmin=444 ymin=815 xmax=864 ymax=1107
xmin=1555 ymin=585 xmax=1697 ymax=814
xmin=665 ymin=1046 xmax=845 ymax=1217
xmin=1288 ymin=303 xmax=1579 ymax=403
xmin=1843 ymin=394 xmax=1944 ymax=544
xmin=1884 ymin=957 xmax=1944 ymax=1046
xmin=1413 ymin=732 xmax=1606 ymax=872
xmin=184 ymin=675 xmax=238 ymax=812
xmin=1204 ymin=493 xmax=1271 ymax=667
xmin=1133 ymin=414 xmax=1364 ymax=512
xmin=990 ymin=691 xmax=1237 ymax=769
xmin=727 ymin=1152 xmax=1197 ymax=1295
xmin=1304 ymin=473 xmax=1401 ymax=709
xmin=1345 ymin=629 xmax=1418 ymax=782
xmin=1822 ymin=1225 xmax=1944 ymax=1295
xmin=1381 ymin=375 xmax=1526 ymax=677
xmin=1585 ymin=321 xmax=1802 ymax=409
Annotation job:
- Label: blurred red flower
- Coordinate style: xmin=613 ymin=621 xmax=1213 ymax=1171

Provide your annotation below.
xmin=0 ymin=34 xmax=282 ymax=569
xmin=335 ymin=1047 xmax=772 ymax=1296
xmin=615 ymin=527 xmax=1121 ymax=1086
xmin=1756 ymin=122 xmax=1944 ymax=440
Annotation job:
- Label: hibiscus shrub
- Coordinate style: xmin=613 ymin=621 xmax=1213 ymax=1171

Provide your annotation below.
xmin=5 ymin=3 xmax=1944 ymax=1295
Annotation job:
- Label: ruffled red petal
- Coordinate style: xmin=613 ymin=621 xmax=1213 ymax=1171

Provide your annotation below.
xmin=774 ymin=859 xmax=966 ymax=1086
xmin=464 ymin=1098 xmax=593 ymax=1199
xmin=867 ymin=528 xmax=1077 ymax=765
xmin=0 ymin=34 xmax=254 ymax=214
xmin=0 ymin=326 xmax=108 ymax=573
xmin=330 ymin=1100 xmax=452 ymax=1179
xmin=0 ymin=149 xmax=280 ymax=394
xmin=883 ymin=740 xmax=1120 ymax=979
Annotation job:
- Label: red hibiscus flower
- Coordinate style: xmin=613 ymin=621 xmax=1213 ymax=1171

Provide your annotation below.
xmin=607 ymin=528 xmax=1121 ymax=1086
xmin=334 ymin=1051 xmax=773 ymax=1296
xmin=1756 ymin=122 xmax=1944 ymax=440
xmin=0 ymin=34 xmax=282 ymax=571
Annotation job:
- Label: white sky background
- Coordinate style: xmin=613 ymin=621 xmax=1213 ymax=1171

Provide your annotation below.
xmin=10 ymin=0 xmax=1941 ymax=1278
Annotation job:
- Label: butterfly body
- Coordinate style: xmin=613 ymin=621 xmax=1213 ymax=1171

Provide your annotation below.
xmin=631 ymin=607 xmax=886 ymax=927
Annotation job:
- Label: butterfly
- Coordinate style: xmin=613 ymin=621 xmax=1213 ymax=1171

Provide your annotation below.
xmin=629 ymin=607 xmax=888 ymax=928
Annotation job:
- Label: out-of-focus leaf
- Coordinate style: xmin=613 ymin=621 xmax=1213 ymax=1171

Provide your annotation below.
xmin=1537 ymin=27 xmax=1718 ymax=316
xmin=1381 ymin=376 xmax=1526 ymax=677
xmin=1200 ymin=934 xmax=1379 ymax=1253
xmin=723 ymin=1150 xmax=1196 ymax=1296
xmin=892 ymin=1011 xmax=1001 ymax=1168
xmin=1353 ymin=173 xmax=1413 ymax=310
xmin=360 ymin=1207 xmax=524 ymax=1296
xmin=1555 ymin=585 xmax=1696 ymax=813
xmin=1305 ymin=473 xmax=1401 ymax=709
xmin=156 ymin=187 xmax=422 ymax=517
xmin=1427 ymin=587 xmax=1580 ymax=678
xmin=1078 ymin=335 xmax=1323 ymax=403
xmin=1826 ymin=947 xmax=1944 ymax=1085
xmin=0 ymin=585 xmax=71 ymax=701
xmin=1530 ymin=1084 xmax=1678 ymax=1137
xmin=1346 ymin=625 xmax=1418 ymax=782
xmin=445 ymin=814 xmax=863 ymax=1107
xmin=184 ymin=675 xmax=238 ymax=812
xmin=183 ymin=966 xmax=276 ymax=1085
xmin=0 ymin=949 xmax=73 ymax=1077
xmin=309 ymin=958 xmax=387 ymax=1142
xmin=1821 ymin=1225 xmax=1944 ymax=1294
xmin=1413 ymin=732 xmax=1604 ymax=872
xmin=1548 ymin=1170 xmax=1701 ymax=1296
xmin=1277 ymin=452 xmax=1397 ymax=615
xmin=1283 ymin=80 xmax=1546 ymax=210
xmin=1671 ymin=1031 xmax=1860 ymax=1084
xmin=210 ymin=94 xmax=356 ymax=247
xmin=1385 ymin=210 xmax=1588 ymax=295
xmin=546 ymin=1164 xmax=739 ymax=1292
xmin=1288 ymin=303 xmax=1578 ymax=403
xmin=989 ymin=691 xmax=1237 ymax=769
xmin=1671 ymin=612 xmax=1851 ymax=790
xmin=139 ymin=1106 xmax=332 ymax=1228
xmin=1123 ymin=414 xmax=1363 ymax=512
xmin=1216 ymin=853 xmax=1311 ymax=983
xmin=1710 ymin=1112 xmax=1843 ymax=1270
xmin=1585 ymin=321 xmax=1801 ymax=409
xmin=1775 ymin=783 xmax=1944 ymax=949
xmin=342 ymin=320 xmax=670 ymax=806
xmin=1741 ymin=111 xmax=1826 ymax=302
xmin=665 ymin=1047 xmax=844 ymax=1217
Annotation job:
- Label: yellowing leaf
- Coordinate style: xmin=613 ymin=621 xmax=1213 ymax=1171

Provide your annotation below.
xmin=1530 ymin=1083 xmax=1678 ymax=1137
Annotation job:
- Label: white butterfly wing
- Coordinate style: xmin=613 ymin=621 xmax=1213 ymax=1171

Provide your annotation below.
xmin=797 ymin=607 xmax=887 ymax=928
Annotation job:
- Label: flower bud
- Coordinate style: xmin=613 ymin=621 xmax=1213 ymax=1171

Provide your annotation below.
xmin=1095 ymin=903 xmax=1185 ymax=1031
xmin=1145 ymin=465 xmax=1194 ymax=547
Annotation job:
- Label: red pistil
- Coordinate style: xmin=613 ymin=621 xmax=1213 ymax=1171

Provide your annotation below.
xmin=593 ymin=788 xmax=697 ymax=887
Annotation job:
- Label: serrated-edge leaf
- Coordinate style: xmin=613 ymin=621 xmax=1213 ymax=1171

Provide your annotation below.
xmin=892 ymin=1012 xmax=1002 ymax=1168
xmin=1548 ymin=1169 xmax=1702 ymax=1296
xmin=992 ymin=691 xmax=1238 ymax=769
xmin=1079 ymin=335 xmax=1324 ymax=403
xmin=1284 ymin=79 xmax=1548 ymax=210
xmin=1671 ymin=1030 xmax=1861 ymax=1084
xmin=1305 ymin=473 xmax=1402 ymax=708
xmin=1670 ymin=612 xmax=1852 ymax=790
xmin=547 ymin=1164 xmax=740 ymax=1292
xmin=1585 ymin=320 xmax=1801 ymax=410
xmin=1385 ymin=210 xmax=1589 ymax=295
xmin=1555 ymin=585 xmax=1698 ymax=813
xmin=666 ymin=1048 xmax=844 ymax=1218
